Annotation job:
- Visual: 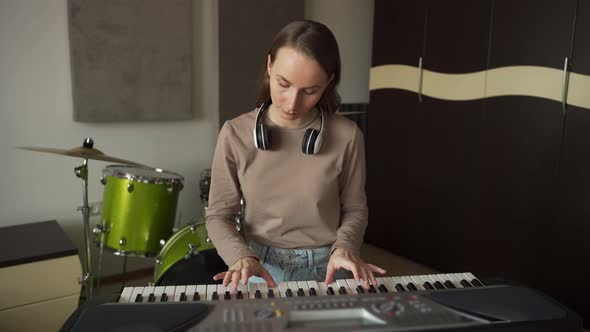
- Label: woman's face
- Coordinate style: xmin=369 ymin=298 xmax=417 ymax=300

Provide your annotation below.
xmin=267 ymin=46 xmax=332 ymax=125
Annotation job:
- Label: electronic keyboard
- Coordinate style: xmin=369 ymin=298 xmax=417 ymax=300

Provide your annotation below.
xmin=66 ymin=272 xmax=583 ymax=332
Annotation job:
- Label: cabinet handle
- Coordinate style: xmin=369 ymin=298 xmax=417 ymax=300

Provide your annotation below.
xmin=418 ymin=57 xmax=424 ymax=103
xmin=562 ymin=57 xmax=570 ymax=114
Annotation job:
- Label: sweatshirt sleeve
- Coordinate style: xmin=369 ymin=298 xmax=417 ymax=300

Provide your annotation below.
xmin=332 ymin=125 xmax=368 ymax=256
xmin=205 ymin=121 xmax=257 ymax=266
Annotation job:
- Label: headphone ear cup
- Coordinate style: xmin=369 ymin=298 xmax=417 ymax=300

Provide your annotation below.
xmin=257 ymin=123 xmax=272 ymax=150
xmin=302 ymin=128 xmax=319 ymax=154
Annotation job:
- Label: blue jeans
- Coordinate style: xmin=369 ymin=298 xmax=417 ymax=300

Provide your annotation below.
xmin=247 ymin=241 xmax=353 ymax=283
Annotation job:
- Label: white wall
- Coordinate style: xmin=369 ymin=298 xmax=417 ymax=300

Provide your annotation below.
xmin=0 ymin=0 xmax=219 ymax=276
xmin=305 ymin=0 xmax=374 ymax=104
xmin=0 ymin=0 xmax=374 ymax=280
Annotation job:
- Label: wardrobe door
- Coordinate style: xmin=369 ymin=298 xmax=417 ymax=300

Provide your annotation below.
xmin=480 ymin=0 xmax=576 ymax=281
xmin=417 ymin=0 xmax=492 ymax=272
xmin=366 ymin=0 xmax=427 ymax=255
xmin=548 ymin=0 xmax=590 ymax=323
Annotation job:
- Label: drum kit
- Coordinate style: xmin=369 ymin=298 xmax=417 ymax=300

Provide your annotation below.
xmin=17 ymin=138 xmax=238 ymax=300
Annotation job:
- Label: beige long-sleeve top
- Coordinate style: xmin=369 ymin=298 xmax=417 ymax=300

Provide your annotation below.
xmin=205 ymin=109 xmax=368 ymax=266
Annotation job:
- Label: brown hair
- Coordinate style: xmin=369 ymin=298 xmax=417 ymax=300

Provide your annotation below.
xmin=255 ymin=20 xmax=341 ymax=114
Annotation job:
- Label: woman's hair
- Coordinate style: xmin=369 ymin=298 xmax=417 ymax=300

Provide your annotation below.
xmin=255 ymin=20 xmax=341 ymax=114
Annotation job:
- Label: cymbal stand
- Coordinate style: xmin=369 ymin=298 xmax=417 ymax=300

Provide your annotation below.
xmin=75 ymin=158 xmax=93 ymax=300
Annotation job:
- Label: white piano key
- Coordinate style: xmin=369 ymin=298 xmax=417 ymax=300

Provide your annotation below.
xmin=316 ymin=281 xmax=330 ymax=296
xmin=375 ymin=277 xmax=390 ymax=292
xmin=247 ymin=283 xmax=259 ymax=299
xmin=464 ymin=272 xmax=482 ymax=285
xmin=419 ymin=275 xmax=435 ymax=289
xmin=196 ymin=285 xmax=207 ymax=300
xmin=217 ymin=284 xmax=233 ymax=300
xmin=336 ymin=279 xmax=352 ymax=295
xmin=297 ymin=281 xmax=309 ymax=296
xmin=345 ymin=278 xmax=362 ymax=293
xmin=163 ymin=286 xmax=176 ymax=301
xmin=381 ymin=277 xmax=397 ymax=292
xmin=278 ymin=282 xmax=290 ymax=297
xmin=400 ymin=276 xmax=417 ymax=290
xmin=409 ymin=276 xmax=427 ymax=290
xmin=185 ymin=285 xmax=196 ymax=301
xmin=118 ymin=287 xmax=134 ymax=303
xmin=429 ymin=274 xmax=447 ymax=289
xmin=458 ymin=272 xmax=474 ymax=286
xmin=142 ymin=286 xmax=155 ymax=303
xmin=206 ymin=284 xmax=217 ymax=301
xmin=130 ymin=287 xmax=144 ymax=303
xmin=443 ymin=273 xmax=462 ymax=288
xmin=257 ymin=282 xmax=270 ymax=299
xmin=174 ymin=285 xmax=186 ymax=302
xmin=392 ymin=277 xmax=405 ymax=291
xmin=153 ymin=286 xmax=166 ymax=302
xmin=237 ymin=283 xmax=248 ymax=299
xmin=287 ymin=281 xmax=299 ymax=297
xmin=307 ymin=280 xmax=320 ymax=296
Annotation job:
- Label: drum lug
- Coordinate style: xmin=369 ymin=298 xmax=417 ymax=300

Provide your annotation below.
xmin=100 ymin=176 xmax=106 ymax=185
xmin=127 ymin=183 xmax=134 ymax=193
xmin=167 ymin=185 xmax=174 ymax=193
xmin=93 ymin=223 xmax=110 ymax=234
xmin=185 ymin=243 xmax=199 ymax=259
xmin=159 ymin=239 xmax=166 ymax=247
xmin=119 ymin=237 xmax=126 ymax=247
xmin=206 ymin=237 xmax=212 ymax=244
xmin=155 ymin=256 xmax=162 ymax=265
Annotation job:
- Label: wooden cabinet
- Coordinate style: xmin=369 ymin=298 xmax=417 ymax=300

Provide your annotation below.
xmin=369 ymin=0 xmax=587 ymax=324
xmin=0 ymin=220 xmax=81 ymax=332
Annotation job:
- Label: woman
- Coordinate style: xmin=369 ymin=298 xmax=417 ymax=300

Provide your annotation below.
xmin=205 ymin=20 xmax=385 ymax=291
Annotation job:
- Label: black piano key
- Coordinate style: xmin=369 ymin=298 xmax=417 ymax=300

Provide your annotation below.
xmin=471 ymin=279 xmax=484 ymax=287
xmin=236 ymin=291 xmax=243 ymax=299
xmin=134 ymin=294 xmax=143 ymax=303
xmin=309 ymin=288 xmax=317 ymax=296
xmin=460 ymin=279 xmax=473 ymax=287
xmin=193 ymin=292 xmax=200 ymax=301
xmin=356 ymin=286 xmax=365 ymax=294
xmin=224 ymin=291 xmax=231 ymax=300
xmin=255 ymin=290 xmax=262 ymax=299
xmin=369 ymin=285 xmax=377 ymax=293
xmin=395 ymin=283 xmax=406 ymax=292
xmin=407 ymin=283 xmax=417 ymax=291
xmin=423 ymin=282 xmax=434 ymax=290
xmin=148 ymin=294 xmax=156 ymax=302
xmin=297 ymin=288 xmax=305 ymax=297
xmin=338 ymin=286 xmax=348 ymax=295
xmin=327 ymin=287 xmax=335 ymax=295
xmin=160 ymin=293 xmax=168 ymax=302
xmin=286 ymin=289 xmax=293 ymax=297
xmin=180 ymin=292 xmax=187 ymax=302
xmin=444 ymin=281 xmax=456 ymax=289
xmin=433 ymin=281 xmax=445 ymax=289
xmin=378 ymin=284 xmax=389 ymax=293
xmin=212 ymin=291 xmax=219 ymax=300
xmin=268 ymin=290 xmax=275 ymax=298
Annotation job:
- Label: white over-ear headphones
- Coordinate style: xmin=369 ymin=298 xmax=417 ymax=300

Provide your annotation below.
xmin=253 ymin=102 xmax=325 ymax=154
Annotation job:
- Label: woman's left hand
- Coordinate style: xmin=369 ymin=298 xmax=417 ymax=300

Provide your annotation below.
xmin=325 ymin=248 xmax=387 ymax=289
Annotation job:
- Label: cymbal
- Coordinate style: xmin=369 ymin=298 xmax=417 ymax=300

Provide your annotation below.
xmin=17 ymin=138 xmax=147 ymax=167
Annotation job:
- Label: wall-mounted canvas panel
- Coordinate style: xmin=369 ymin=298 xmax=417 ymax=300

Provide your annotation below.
xmin=68 ymin=0 xmax=193 ymax=122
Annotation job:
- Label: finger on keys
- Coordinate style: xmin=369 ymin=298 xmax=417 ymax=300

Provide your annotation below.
xmin=324 ymin=265 xmax=337 ymax=285
xmin=361 ymin=269 xmax=370 ymax=289
xmin=213 ymin=271 xmax=226 ymax=281
xmin=351 ymin=266 xmax=361 ymax=284
xmin=230 ymin=270 xmax=241 ymax=291
xmin=367 ymin=263 xmax=387 ymax=276
xmin=222 ymin=270 xmax=234 ymax=287
xmin=260 ymin=268 xmax=277 ymax=288
xmin=241 ymin=267 xmax=249 ymax=285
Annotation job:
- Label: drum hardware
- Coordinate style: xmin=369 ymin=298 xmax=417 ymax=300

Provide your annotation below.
xmin=17 ymin=137 xmax=148 ymax=300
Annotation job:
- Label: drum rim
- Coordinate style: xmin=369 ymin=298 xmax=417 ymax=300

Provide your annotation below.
xmin=102 ymin=164 xmax=184 ymax=184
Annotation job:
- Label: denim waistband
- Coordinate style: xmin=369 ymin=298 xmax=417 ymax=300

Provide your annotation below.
xmin=248 ymin=241 xmax=332 ymax=270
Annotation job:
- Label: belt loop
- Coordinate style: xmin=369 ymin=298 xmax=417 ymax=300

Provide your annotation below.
xmin=307 ymin=249 xmax=314 ymax=269
xmin=259 ymin=244 xmax=269 ymax=265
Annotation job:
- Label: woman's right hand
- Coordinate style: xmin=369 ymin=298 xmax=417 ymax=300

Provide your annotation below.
xmin=212 ymin=256 xmax=277 ymax=291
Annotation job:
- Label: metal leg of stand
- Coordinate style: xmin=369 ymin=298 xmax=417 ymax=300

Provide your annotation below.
xmin=75 ymin=160 xmax=93 ymax=301
xmin=96 ymin=243 xmax=104 ymax=294
xmin=121 ymin=255 xmax=128 ymax=289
